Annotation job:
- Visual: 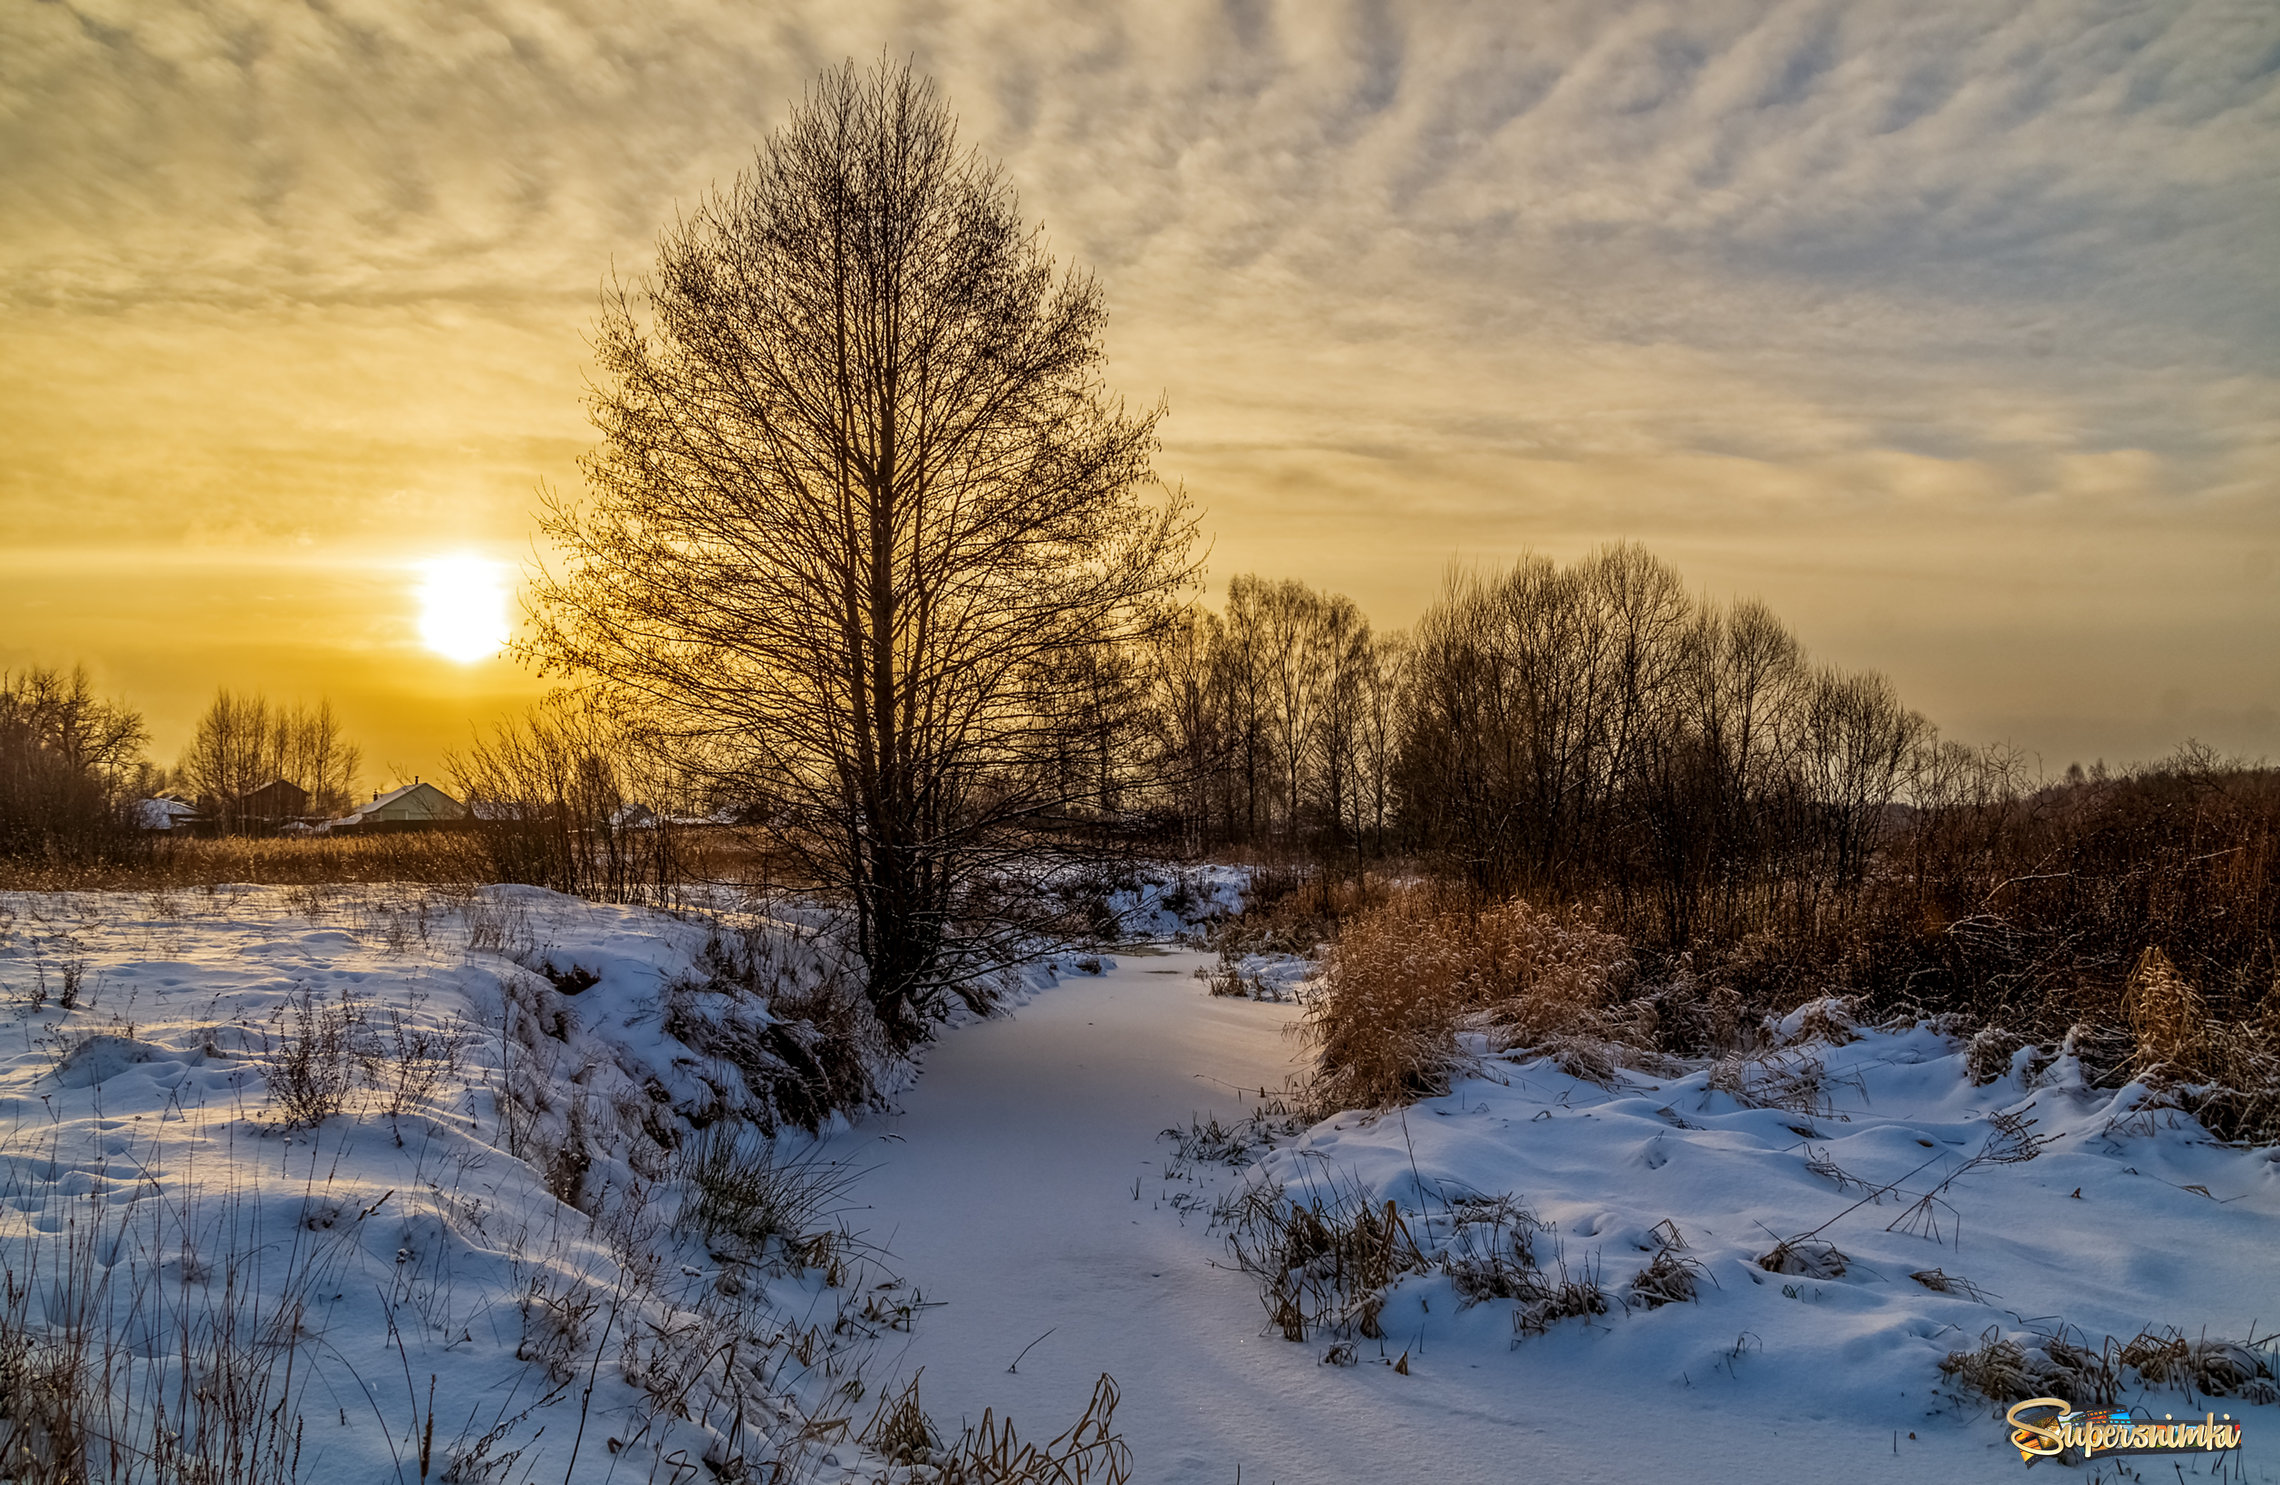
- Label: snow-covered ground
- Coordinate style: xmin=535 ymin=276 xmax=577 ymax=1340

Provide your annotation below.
xmin=0 ymin=885 xmax=925 ymax=1483
xmin=3 ymin=880 xmax=2274 ymax=1483
xmin=1233 ymin=1011 xmax=2280 ymax=1483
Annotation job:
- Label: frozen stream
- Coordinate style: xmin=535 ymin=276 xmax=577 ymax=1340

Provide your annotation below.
xmin=827 ymin=947 xmax=1548 ymax=1485
xmin=823 ymin=948 xmax=2206 ymax=1485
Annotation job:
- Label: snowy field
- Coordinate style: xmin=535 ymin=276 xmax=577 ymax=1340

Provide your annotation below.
xmin=0 ymin=884 xmax=928 ymax=1483
xmin=0 ymin=879 xmax=2274 ymax=1483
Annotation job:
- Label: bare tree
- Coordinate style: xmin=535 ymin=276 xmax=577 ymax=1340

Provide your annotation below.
xmin=281 ymin=698 xmax=363 ymax=818
xmin=1356 ymin=630 xmax=1407 ymax=856
xmin=1215 ymin=576 xmax=1279 ymax=843
xmin=529 ymin=59 xmax=1196 ymax=1045
xmin=0 ymin=666 xmax=146 ymax=861
xmin=451 ymin=690 xmax=689 ymax=903
xmin=1145 ymin=606 xmax=1226 ymax=853
xmin=178 ymin=690 xmax=361 ymax=829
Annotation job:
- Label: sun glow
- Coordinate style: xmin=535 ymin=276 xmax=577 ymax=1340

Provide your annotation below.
xmin=416 ymin=555 xmax=512 ymax=663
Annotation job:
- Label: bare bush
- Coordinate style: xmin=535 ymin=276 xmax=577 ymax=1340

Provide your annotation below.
xmin=264 ymin=989 xmax=360 ymax=1128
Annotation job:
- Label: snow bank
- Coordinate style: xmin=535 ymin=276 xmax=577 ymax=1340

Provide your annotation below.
xmin=1229 ymin=1012 xmax=2280 ymax=1473
xmin=0 ymin=884 xmax=915 ymax=1482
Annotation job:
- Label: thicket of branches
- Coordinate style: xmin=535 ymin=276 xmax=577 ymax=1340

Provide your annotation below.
xmin=449 ymin=691 xmax=696 ymax=904
xmin=0 ymin=667 xmax=148 ymax=864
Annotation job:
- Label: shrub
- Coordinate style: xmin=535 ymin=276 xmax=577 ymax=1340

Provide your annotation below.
xmin=1305 ymin=884 xmax=1633 ymax=1110
xmin=264 ymin=990 xmax=359 ymax=1128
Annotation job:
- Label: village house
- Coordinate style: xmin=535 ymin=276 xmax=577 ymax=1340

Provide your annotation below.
xmin=331 ymin=780 xmax=468 ymax=832
xmin=234 ymin=777 xmax=310 ymax=830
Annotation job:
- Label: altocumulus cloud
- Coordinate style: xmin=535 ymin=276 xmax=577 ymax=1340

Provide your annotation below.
xmin=1 ymin=0 xmax=2277 ymax=766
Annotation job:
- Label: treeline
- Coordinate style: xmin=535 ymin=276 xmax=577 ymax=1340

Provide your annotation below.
xmin=0 ymin=665 xmax=701 ymax=904
xmin=0 ymin=667 xmax=152 ymax=862
xmin=1122 ymin=544 xmax=1927 ymax=911
xmin=0 ymin=677 xmax=365 ymax=862
xmin=1098 ymin=544 xmax=2274 ymax=1037
xmin=13 ymin=540 xmax=2273 ymax=1041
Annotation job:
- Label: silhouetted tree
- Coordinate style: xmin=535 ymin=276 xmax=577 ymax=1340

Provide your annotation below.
xmin=530 ymin=59 xmax=1196 ymax=1046
xmin=178 ymin=691 xmax=362 ymax=830
xmin=0 ymin=666 xmax=146 ymax=861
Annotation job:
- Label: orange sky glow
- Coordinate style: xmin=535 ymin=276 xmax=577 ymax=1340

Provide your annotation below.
xmin=3 ymin=2 xmax=2275 ymax=787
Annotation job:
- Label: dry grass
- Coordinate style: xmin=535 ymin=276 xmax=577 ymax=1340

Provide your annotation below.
xmin=2116 ymin=948 xmax=2280 ymax=1144
xmin=1303 ymin=884 xmax=1634 ymax=1110
xmin=1626 ymin=1248 xmax=1708 ymax=1310
xmin=940 ymin=1373 xmax=1132 ymax=1485
xmin=859 ymin=1371 xmax=1132 ymax=1484
xmin=1757 ymin=1239 xmax=1848 ymax=1280
xmin=0 ymin=1147 xmax=325 ymax=1483
xmin=1435 ymin=1195 xmax=1542 ymax=1308
xmin=677 ymin=1127 xmax=865 ymax=1258
xmin=0 ymin=824 xmax=784 ymax=901
xmin=1203 ymin=865 xmax=1393 ymax=958
xmin=1216 ymin=1171 xmax=1428 ymax=1342
xmin=1908 ymin=1268 xmax=1995 ymax=1303
xmin=1510 ymin=1254 xmax=1610 ymax=1338
xmin=1939 ymin=1322 xmax=2280 ymax=1411
xmin=1704 ymin=1052 xmax=1849 ymax=1118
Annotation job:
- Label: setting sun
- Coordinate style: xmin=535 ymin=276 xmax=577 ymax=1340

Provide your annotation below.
xmin=415 ymin=555 xmax=511 ymax=663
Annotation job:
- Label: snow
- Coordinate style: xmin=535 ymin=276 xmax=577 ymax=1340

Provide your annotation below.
xmin=0 ymin=885 xmax=912 ymax=1482
xmin=4 ymin=878 xmax=2274 ymax=1483
xmin=835 ymin=948 xmax=2280 ymax=1483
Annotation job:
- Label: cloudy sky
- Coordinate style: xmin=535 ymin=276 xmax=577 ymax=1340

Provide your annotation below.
xmin=4 ymin=0 xmax=2275 ymax=781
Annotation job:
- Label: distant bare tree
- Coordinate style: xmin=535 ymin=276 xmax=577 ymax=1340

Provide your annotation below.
xmin=178 ymin=691 xmax=362 ymax=830
xmin=1356 ymin=630 xmax=1407 ymax=856
xmin=1215 ymin=576 xmax=1279 ymax=843
xmin=1311 ymin=593 xmax=1372 ymax=863
xmin=451 ymin=690 xmax=689 ymax=903
xmin=0 ymin=666 xmax=146 ymax=861
xmin=282 ymin=698 xmax=363 ymax=818
xmin=1145 ymin=606 xmax=1226 ymax=853
xmin=529 ymin=59 xmax=1196 ymax=1045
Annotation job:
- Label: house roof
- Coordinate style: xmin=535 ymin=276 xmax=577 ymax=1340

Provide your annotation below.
xmin=134 ymin=798 xmax=201 ymax=830
xmin=337 ymin=781 xmax=467 ymax=825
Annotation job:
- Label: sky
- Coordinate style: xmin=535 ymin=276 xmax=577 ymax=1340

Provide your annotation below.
xmin=3 ymin=0 xmax=2276 ymax=786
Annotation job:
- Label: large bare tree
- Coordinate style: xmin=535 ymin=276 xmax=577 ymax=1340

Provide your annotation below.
xmin=528 ymin=59 xmax=1196 ymax=1045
